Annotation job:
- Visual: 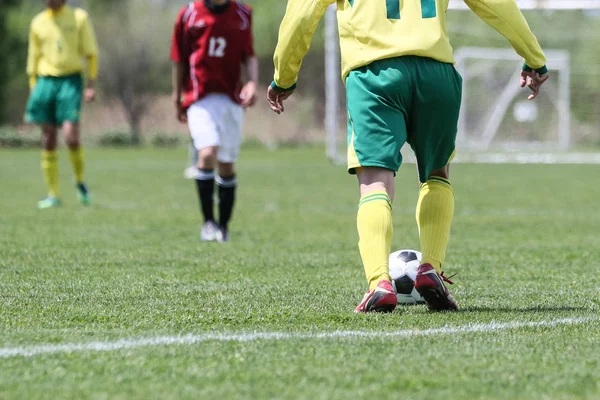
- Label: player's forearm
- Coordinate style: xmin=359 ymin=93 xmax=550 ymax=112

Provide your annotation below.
xmin=27 ymin=57 xmax=38 ymax=88
xmin=172 ymin=62 xmax=185 ymax=102
xmin=26 ymin=30 xmax=39 ymax=84
xmin=26 ymin=59 xmax=38 ymax=84
xmin=272 ymin=0 xmax=331 ymax=90
xmin=465 ymin=0 xmax=547 ymax=71
xmin=245 ymin=56 xmax=259 ymax=84
xmin=87 ymin=55 xmax=98 ymax=81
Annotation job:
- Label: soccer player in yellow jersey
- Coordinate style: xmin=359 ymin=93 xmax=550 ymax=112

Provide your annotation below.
xmin=26 ymin=0 xmax=99 ymax=209
xmin=268 ymin=0 xmax=549 ymax=312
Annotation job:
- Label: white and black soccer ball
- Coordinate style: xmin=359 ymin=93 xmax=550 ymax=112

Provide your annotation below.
xmin=389 ymin=249 xmax=425 ymax=305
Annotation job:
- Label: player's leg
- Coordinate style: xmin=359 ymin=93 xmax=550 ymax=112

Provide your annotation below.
xmin=214 ymin=96 xmax=243 ymax=243
xmin=39 ymin=124 xmax=62 ymax=208
xmin=197 ymin=145 xmax=219 ymax=241
xmin=57 ymin=74 xmax=89 ymax=205
xmin=25 ymin=76 xmax=62 ymax=208
xmin=215 ymin=161 xmax=236 ymax=243
xmin=416 ymin=164 xmax=453 ymax=274
xmin=407 ymin=57 xmax=462 ymax=311
xmin=62 ymin=122 xmax=90 ymax=205
xmin=187 ymin=98 xmax=222 ymax=241
xmin=346 ymin=59 xmax=411 ymax=312
xmin=184 ymin=141 xmax=199 ymax=179
xmin=356 ymin=166 xmax=395 ymax=288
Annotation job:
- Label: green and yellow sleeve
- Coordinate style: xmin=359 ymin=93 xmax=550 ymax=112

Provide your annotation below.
xmin=78 ymin=11 xmax=99 ymax=79
xmin=272 ymin=0 xmax=335 ymax=91
xmin=464 ymin=0 xmax=547 ymax=73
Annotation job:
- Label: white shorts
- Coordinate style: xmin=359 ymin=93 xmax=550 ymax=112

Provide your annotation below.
xmin=187 ymin=94 xmax=244 ymax=163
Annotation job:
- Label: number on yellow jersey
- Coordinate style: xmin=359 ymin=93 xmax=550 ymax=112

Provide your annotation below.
xmin=349 ymin=0 xmax=437 ymax=20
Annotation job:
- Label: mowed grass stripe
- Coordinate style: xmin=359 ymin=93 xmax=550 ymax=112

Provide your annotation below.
xmin=1 ymin=317 xmax=594 ymax=359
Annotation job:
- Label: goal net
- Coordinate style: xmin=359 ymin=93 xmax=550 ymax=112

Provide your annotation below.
xmin=455 ymin=48 xmax=570 ymax=151
xmin=324 ymin=1 xmax=600 ymax=164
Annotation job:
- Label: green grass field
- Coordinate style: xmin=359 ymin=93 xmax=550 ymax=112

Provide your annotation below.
xmin=1 ymin=147 xmax=599 ymax=400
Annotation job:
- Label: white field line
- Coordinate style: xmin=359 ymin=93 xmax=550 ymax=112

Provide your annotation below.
xmin=0 ymin=317 xmax=594 ymax=359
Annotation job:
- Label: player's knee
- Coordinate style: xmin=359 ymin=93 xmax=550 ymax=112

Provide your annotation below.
xmin=356 ymin=167 xmax=395 ymax=200
xmin=62 ymin=122 xmax=80 ymax=149
xmin=42 ymin=126 xmax=58 ymax=150
xmin=357 ymin=167 xmax=394 ymax=185
xmin=198 ymin=146 xmax=218 ymax=169
xmin=218 ymin=162 xmax=235 ymax=178
xmin=428 ymin=165 xmax=450 ymax=180
xmin=42 ymin=137 xmax=58 ymax=151
xmin=66 ymin=137 xmax=80 ymax=149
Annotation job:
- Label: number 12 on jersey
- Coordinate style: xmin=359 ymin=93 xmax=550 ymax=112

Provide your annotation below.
xmin=349 ymin=0 xmax=437 ymax=20
xmin=208 ymin=37 xmax=227 ymax=58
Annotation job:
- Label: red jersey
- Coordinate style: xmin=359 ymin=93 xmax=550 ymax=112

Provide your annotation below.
xmin=170 ymin=1 xmax=254 ymax=109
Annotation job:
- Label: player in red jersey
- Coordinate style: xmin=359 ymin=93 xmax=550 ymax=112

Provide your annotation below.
xmin=171 ymin=0 xmax=258 ymax=243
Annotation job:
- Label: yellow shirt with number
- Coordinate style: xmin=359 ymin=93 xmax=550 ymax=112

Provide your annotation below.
xmin=273 ymin=0 xmax=547 ymax=89
xmin=27 ymin=6 xmax=99 ymax=86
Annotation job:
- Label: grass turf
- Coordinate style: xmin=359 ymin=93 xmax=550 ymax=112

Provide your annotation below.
xmin=0 ymin=147 xmax=599 ymax=399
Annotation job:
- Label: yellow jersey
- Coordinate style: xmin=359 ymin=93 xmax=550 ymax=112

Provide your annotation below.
xmin=272 ymin=0 xmax=547 ymax=90
xmin=27 ymin=6 xmax=99 ymax=86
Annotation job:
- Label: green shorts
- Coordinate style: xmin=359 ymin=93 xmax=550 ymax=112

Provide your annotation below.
xmin=25 ymin=74 xmax=83 ymax=126
xmin=346 ymin=56 xmax=462 ymax=182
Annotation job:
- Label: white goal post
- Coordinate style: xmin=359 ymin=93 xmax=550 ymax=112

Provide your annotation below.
xmin=324 ymin=0 xmax=600 ymax=164
xmin=454 ymin=47 xmax=570 ymax=150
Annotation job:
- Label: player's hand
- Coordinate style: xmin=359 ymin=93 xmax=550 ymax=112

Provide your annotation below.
xmin=267 ymin=85 xmax=294 ymax=114
xmin=174 ymin=100 xmax=187 ymax=123
xmin=520 ymin=71 xmax=549 ymax=100
xmin=84 ymin=88 xmax=96 ymax=102
xmin=240 ymin=81 xmax=257 ymax=108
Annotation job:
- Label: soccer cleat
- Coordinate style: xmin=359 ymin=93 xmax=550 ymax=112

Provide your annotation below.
xmin=38 ymin=196 xmax=62 ymax=209
xmin=414 ymin=263 xmax=458 ymax=311
xmin=215 ymin=226 xmax=229 ymax=243
xmin=184 ymin=166 xmax=198 ymax=180
xmin=200 ymin=221 xmax=219 ymax=242
xmin=76 ymin=183 xmax=92 ymax=206
xmin=354 ymin=280 xmax=398 ymax=313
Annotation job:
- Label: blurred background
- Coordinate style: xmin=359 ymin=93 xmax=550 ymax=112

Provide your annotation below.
xmin=1 ymin=0 xmax=599 ymax=155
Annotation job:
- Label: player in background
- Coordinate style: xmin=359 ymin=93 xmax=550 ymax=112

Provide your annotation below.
xmin=26 ymin=0 xmax=98 ymax=209
xmin=268 ymin=0 xmax=548 ymax=312
xmin=171 ymin=0 xmax=258 ymax=243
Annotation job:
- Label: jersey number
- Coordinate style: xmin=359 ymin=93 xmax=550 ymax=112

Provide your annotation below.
xmin=208 ymin=37 xmax=227 ymax=58
xmin=349 ymin=0 xmax=437 ymax=20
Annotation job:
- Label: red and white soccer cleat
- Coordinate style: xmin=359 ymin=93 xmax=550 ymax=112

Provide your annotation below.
xmin=354 ymin=280 xmax=398 ymax=313
xmin=414 ymin=263 xmax=459 ymax=311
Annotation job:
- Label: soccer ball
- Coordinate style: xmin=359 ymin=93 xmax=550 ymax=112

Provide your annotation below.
xmin=389 ymin=249 xmax=425 ymax=305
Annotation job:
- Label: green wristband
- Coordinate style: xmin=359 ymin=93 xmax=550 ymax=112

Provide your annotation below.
xmin=522 ymin=63 xmax=548 ymax=75
xmin=270 ymin=81 xmax=297 ymax=93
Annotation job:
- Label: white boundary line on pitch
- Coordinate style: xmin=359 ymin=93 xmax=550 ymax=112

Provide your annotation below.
xmin=1 ymin=317 xmax=595 ymax=359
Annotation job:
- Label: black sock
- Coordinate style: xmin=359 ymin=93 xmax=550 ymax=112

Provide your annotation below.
xmin=216 ymin=174 xmax=236 ymax=231
xmin=195 ymin=169 xmax=215 ymax=223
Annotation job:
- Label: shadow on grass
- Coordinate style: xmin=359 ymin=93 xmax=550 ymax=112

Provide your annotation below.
xmin=457 ymin=305 xmax=591 ymax=313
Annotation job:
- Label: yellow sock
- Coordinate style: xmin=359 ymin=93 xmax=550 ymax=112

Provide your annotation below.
xmin=41 ymin=150 xmax=59 ymax=198
xmin=416 ymin=177 xmax=454 ymax=273
xmin=69 ymin=147 xmax=85 ymax=184
xmin=357 ymin=191 xmax=393 ymax=291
